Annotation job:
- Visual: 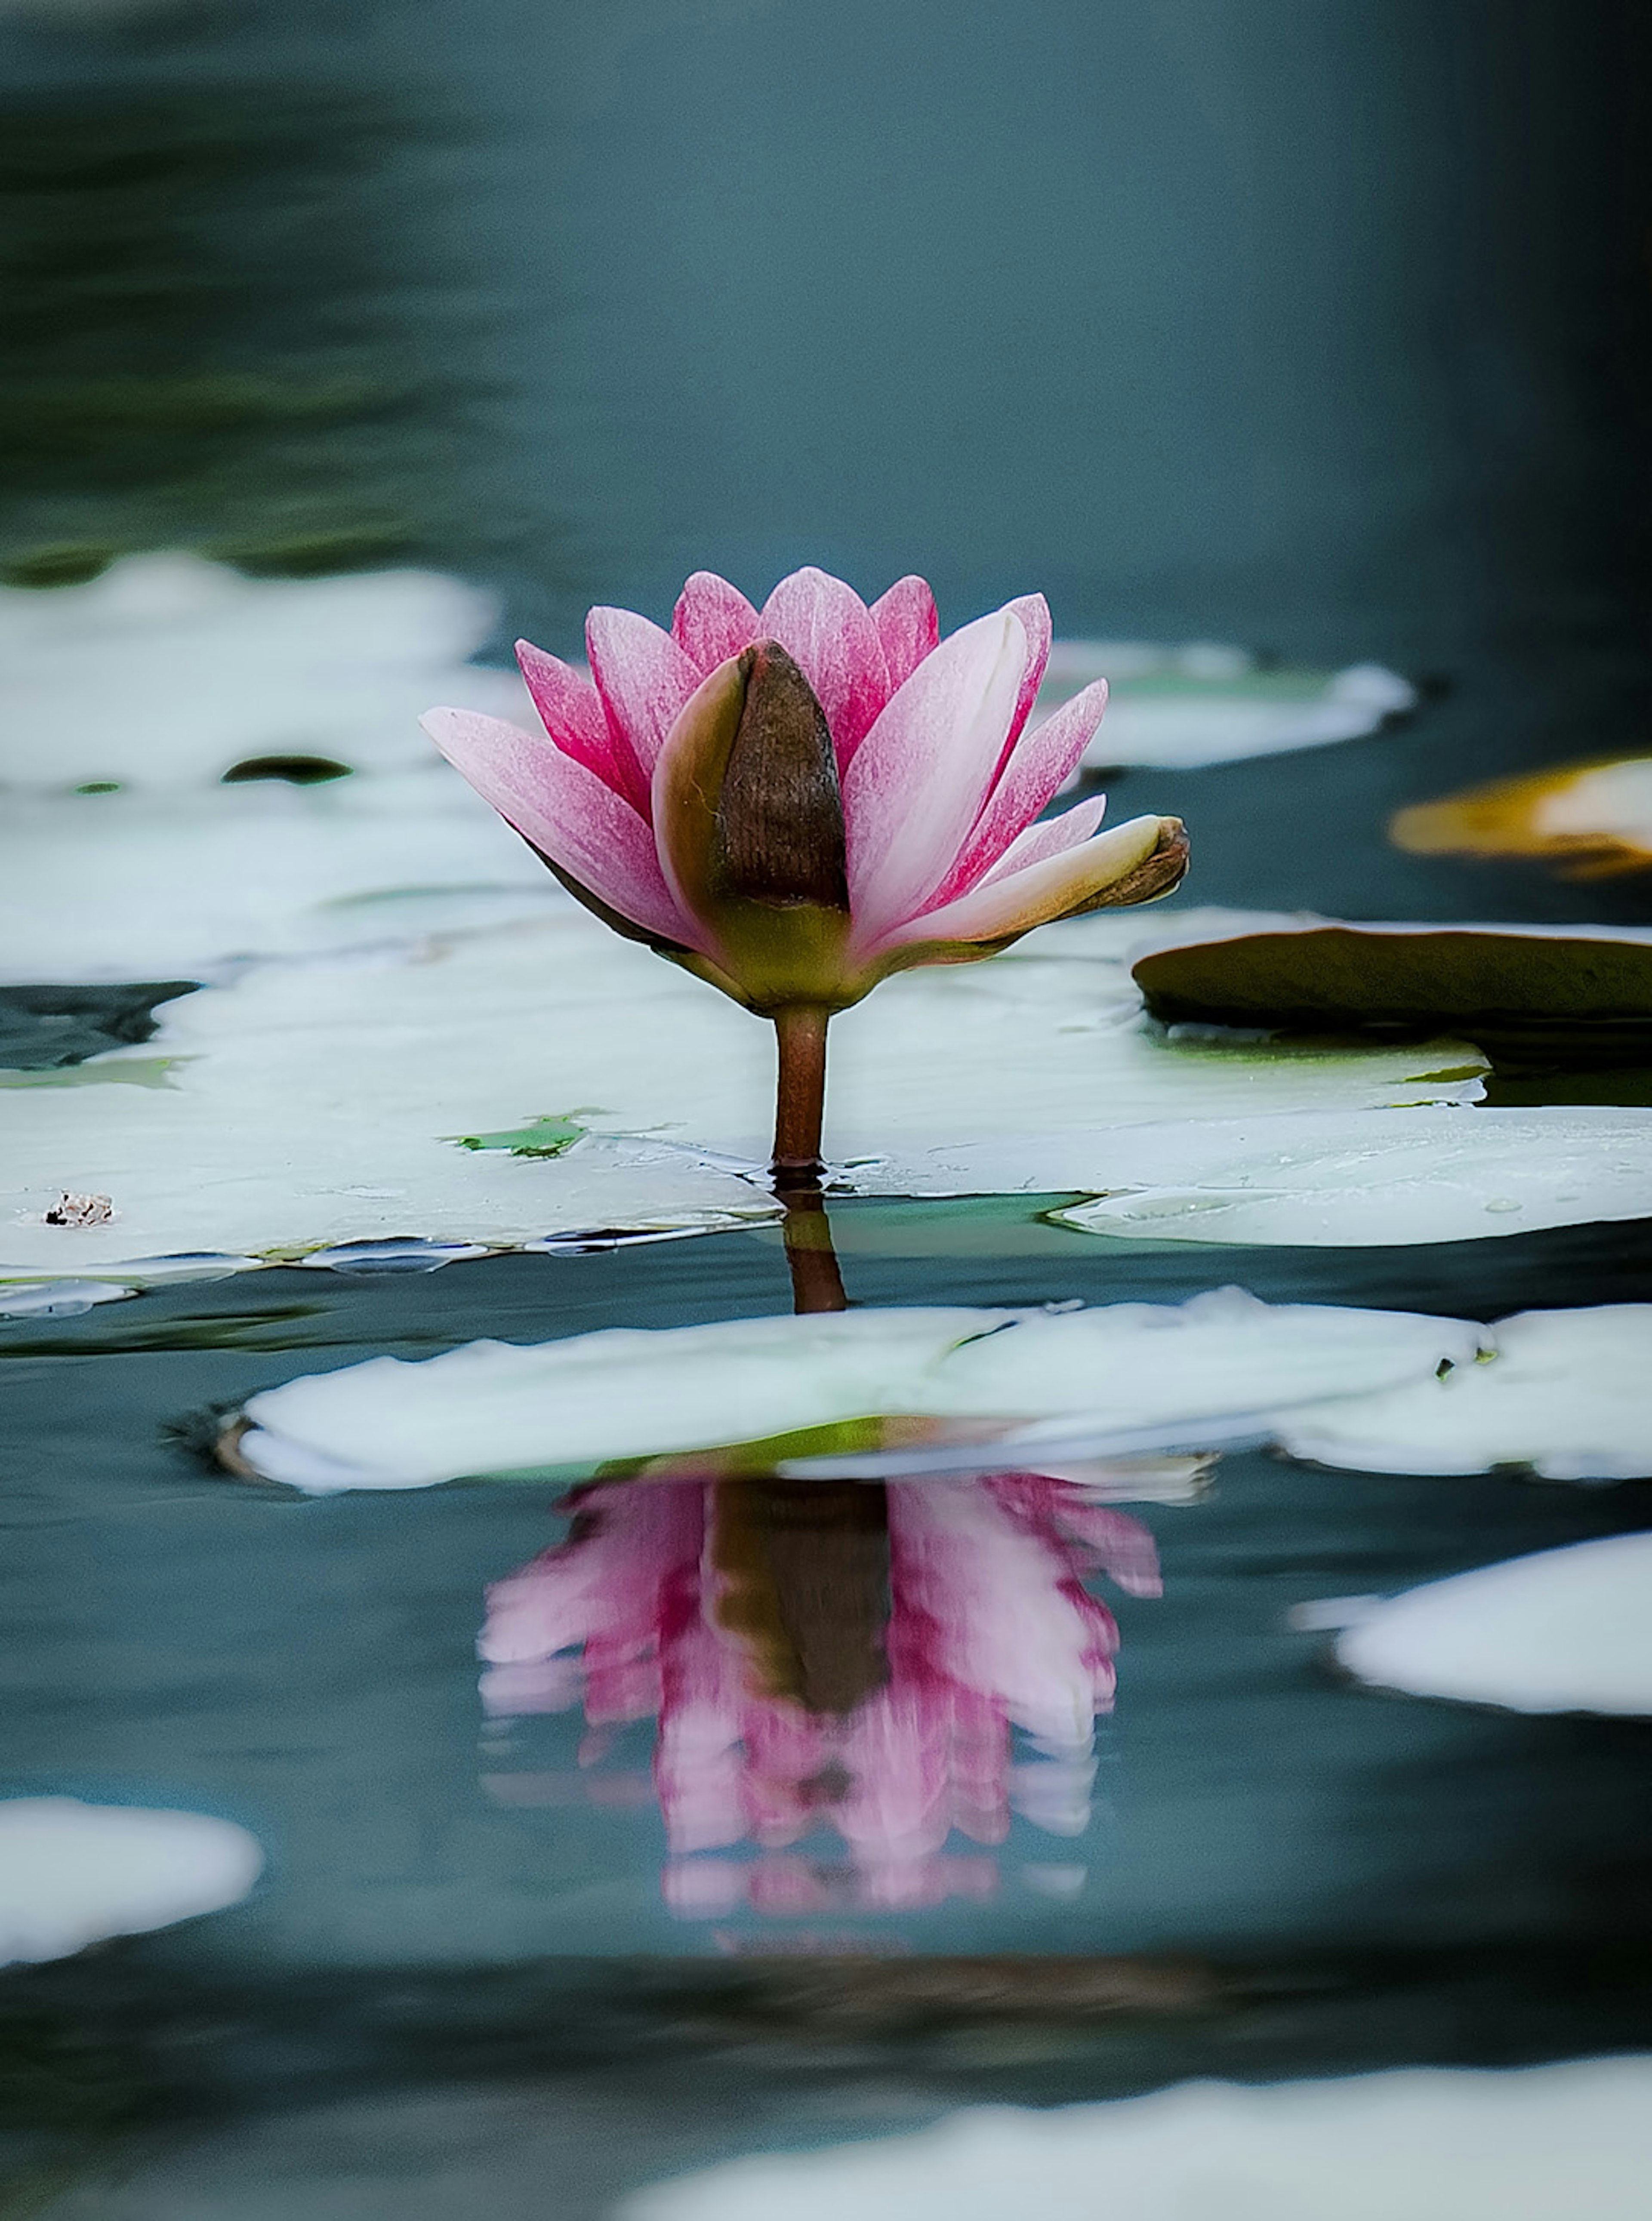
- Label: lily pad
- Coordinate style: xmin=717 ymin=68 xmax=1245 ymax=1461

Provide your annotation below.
xmin=1335 ymin=1534 xmax=1652 ymax=1716
xmin=0 ymin=554 xmax=530 ymax=789
xmin=0 ymin=1799 xmax=263 ymax=1966
xmin=0 ymin=980 xmax=196 ymax=1069
xmin=1041 ymin=1106 xmax=1652 ymax=1248
xmin=1034 ymin=641 xmax=1417 ymax=770
xmin=232 ymin=1293 xmax=1480 ymax=1493
xmin=1392 ymin=756 xmax=1652 ymax=876
xmin=0 ymin=909 xmax=1489 ymax=1277
xmin=1277 ymin=1305 xmax=1652 ymax=1479
xmin=1131 ymin=917 xmax=1652 ymax=1053
xmin=622 ymin=2057 xmax=1652 ymax=2221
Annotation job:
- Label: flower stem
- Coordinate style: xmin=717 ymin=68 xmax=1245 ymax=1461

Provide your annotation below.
xmin=770 ymin=1003 xmax=830 ymax=1188
xmin=780 ymin=1182 xmax=848 ymax=1314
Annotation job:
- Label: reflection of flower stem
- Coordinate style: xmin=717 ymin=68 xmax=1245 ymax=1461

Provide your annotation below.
xmin=770 ymin=1003 xmax=830 ymax=1186
xmin=780 ymin=1178 xmax=848 ymax=1315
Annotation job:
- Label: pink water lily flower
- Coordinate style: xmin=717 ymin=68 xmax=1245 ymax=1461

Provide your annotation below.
xmin=424 ymin=567 xmax=1187 ymax=1177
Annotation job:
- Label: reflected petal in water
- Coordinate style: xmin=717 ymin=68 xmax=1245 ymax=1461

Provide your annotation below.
xmin=479 ymin=1472 xmax=1159 ymax=1916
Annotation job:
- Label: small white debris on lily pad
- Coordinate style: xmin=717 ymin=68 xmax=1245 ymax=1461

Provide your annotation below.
xmin=233 ymin=1292 xmax=1480 ymax=1493
xmin=0 ymin=1799 xmax=263 ymax=1965
xmin=1278 ymin=1306 xmax=1652 ymax=1479
xmin=43 ymin=1190 xmax=112 ymax=1226
xmin=1335 ymin=1534 xmax=1652 ymax=1716
xmin=621 ymin=2056 xmax=1652 ymax=2221
xmin=1033 ymin=641 xmax=1415 ymax=770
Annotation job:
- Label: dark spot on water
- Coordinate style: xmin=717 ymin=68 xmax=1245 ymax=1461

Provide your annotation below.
xmin=0 ymin=982 xmax=198 ymax=1071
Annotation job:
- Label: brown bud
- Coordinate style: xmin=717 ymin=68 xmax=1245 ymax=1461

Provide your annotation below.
xmin=718 ymin=641 xmax=849 ymax=911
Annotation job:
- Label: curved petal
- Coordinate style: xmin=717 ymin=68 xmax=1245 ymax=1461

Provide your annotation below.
xmin=875 ymin=812 xmax=1169 ymax=952
xmin=760 ymin=566 xmax=891 ymax=765
xmin=585 ymin=606 xmax=703 ymax=783
xmin=671 ymin=570 xmax=760 ymax=673
xmin=515 ymin=639 xmax=649 ymax=813
xmin=1004 ymin=591 xmax=1052 ymax=751
xmin=841 ymin=606 xmax=1028 ymax=945
xmin=422 ymin=707 xmax=698 ymax=947
xmin=926 ymin=679 xmax=1110 ymax=907
xmin=978 ymin=792 xmax=1109 ymax=884
xmin=870 ymin=574 xmax=939 ymax=689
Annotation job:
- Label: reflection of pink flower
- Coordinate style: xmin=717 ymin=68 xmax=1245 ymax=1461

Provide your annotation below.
xmin=423 ymin=569 xmax=1186 ymax=1019
xmin=480 ymin=1475 xmax=1159 ymax=1916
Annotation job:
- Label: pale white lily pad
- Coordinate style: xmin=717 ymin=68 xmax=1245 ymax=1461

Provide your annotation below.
xmin=1034 ymin=641 xmax=1415 ymax=770
xmin=0 ymin=768 xmax=559 ymax=983
xmin=0 ymin=1277 xmax=136 ymax=1317
xmin=1031 ymin=1106 xmax=1652 ymax=1247
xmin=0 ymin=1799 xmax=263 ymax=1965
xmin=1335 ymin=1534 xmax=1652 ymax=1715
xmin=0 ymin=554 xmax=530 ymax=789
xmin=1279 ymin=1306 xmax=1652 ymax=1479
xmin=623 ymin=2057 xmax=1652 ymax=2221
xmin=234 ymin=1292 xmax=1480 ymax=1493
xmin=0 ymin=909 xmax=1488 ymax=1276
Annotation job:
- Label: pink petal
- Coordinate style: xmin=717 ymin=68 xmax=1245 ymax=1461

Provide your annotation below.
xmin=870 ymin=575 xmax=939 ymax=688
xmin=422 ymin=707 xmax=699 ymax=947
xmin=841 ymin=606 xmax=1029 ymax=946
xmin=671 ymin=571 xmax=760 ymax=673
xmin=585 ymin=606 xmax=704 ymax=781
xmin=515 ymin=639 xmax=649 ymax=814
xmin=979 ymin=793 xmax=1109 ymax=884
xmin=924 ymin=681 xmax=1111 ymax=907
xmin=760 ymin=566 xmax=891 ymax=765
xmin=878 ymin=811 xmax=1165 ymax=951
xmin=1004 ymin=592 xmax=1052 ymax=751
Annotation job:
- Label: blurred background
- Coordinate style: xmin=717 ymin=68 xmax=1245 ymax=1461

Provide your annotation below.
xmin=4 ymin=0 xmax=1651 ymax=915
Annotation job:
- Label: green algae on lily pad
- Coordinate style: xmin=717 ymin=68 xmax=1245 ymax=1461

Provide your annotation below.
xmin=1132 ymin=918 xmax=1652 ymax=1044
xmin=447 ymin=1110 xmax=601 ymax=1159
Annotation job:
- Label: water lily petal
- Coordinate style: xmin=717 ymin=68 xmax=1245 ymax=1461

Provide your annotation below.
xmin=869 ymin=574 xmax=939 ymax=688
xmin=883 ymin=813 xmax=1167 ymax=951
xmin=671 ymin=571 xmax=760 ymax=674
xmin=585 ymin=606 xmax=704 ymax=780
xmin=760 ymin=567 xmax=891 ymax=764
xmin=928 ymin=680 xmax=1111 ymax=905
xmin=1005 ymin=591 xmax=1052 ymax=748
xmin=421 ymin=708 xmax=696 ymax=947
xmin=843 ymin=606 xmax=1028 ymax=945
xmin=514 ymin=639 xmax=649 ymax=813
xmin=978 ymin=794 xmax=1110 ymax=884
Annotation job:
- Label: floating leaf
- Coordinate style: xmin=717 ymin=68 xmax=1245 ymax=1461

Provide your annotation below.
xmin=1132 ymin=918 xmax=1652 ymax=1050
xmin=0 ymin=1800 xmax=262 ymax=1966
xmin=1391 ymin=756 xmax=1652 ymax=877
xmin=1335 ymin=1534 xmax=1652 ymax=1716
xmin=1034 ymin=642 xmax=1416 ymax=770
xmin=232 ymin=1294 xmax=1479 ymax=1494
xmin=1278 ymin=1304 xmax=1652 ymax=1479
xmin=622 ymin=2057 xmax=1652 ymax=2221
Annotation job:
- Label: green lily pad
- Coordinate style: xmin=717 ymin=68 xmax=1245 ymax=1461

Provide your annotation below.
xmin=1133 ymin=923 xmax=1652 ymax=1054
